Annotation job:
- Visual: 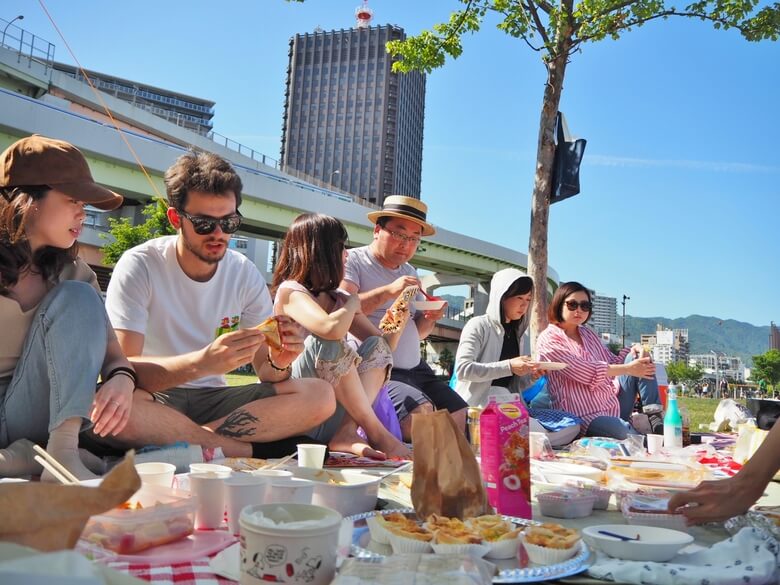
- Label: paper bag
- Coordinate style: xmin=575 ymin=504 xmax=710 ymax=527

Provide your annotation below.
xmin=0 ymin=453 xmax=141 ymax=552
xmin=410 ymin=410 xmax=491 ymax=519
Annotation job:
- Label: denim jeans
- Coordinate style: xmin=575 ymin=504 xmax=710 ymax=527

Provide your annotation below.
xmin=617 ymin=353 xmax=661 ymax=420
xmin=0 ymin=281 xmax=107 ymax=447
xmin=586 ymin=415 xmax=637 ymax=440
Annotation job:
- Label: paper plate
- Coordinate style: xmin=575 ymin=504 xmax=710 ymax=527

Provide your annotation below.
xmin=348 ymin=508 xmax=591 ymax=584
xmin=536 ymin=362 xmax=568 ymax=371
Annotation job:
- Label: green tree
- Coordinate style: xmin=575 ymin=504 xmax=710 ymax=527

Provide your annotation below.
xmin=385 ymin=0 xmax=779 ymax=343
xmin=436 ymin=347 xmax=456 ymax=377
xmin=752 ymin=349 xmax=780 ymax=387
xmin=665 ymin=360 xmax=704 ymax=386
xmin=100 ymin=199 xmax=175 ymax=266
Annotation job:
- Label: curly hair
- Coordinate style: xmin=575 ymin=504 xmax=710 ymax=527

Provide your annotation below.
xmin=548 ymin=281 xmax=592 ymax=325
xmin=0 ymin=186 xmax=78 ymax=294
xmin=164 ymin=151 xmax=243 ymax=210
xmin=272 ymin=213 xmax=349 ymax=296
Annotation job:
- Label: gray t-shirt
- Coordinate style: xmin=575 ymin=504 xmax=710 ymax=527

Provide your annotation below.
xmin=343 ymin=245 xmax=421 ymax=369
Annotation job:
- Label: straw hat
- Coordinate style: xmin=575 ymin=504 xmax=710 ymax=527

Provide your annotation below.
xmin=367 ymin=195 xmax=435 ymax=236
xmin=0 ymin=135 xmax=123 ymax=210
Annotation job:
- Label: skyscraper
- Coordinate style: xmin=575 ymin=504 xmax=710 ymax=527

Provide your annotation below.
xmin=280 ymin=4 xmax=426 ymax=205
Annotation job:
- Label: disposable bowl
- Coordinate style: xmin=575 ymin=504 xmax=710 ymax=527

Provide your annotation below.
xmin=582 ymin=524 xmax=694 ymax=562
xmin=290 ymin=467 xmax=380 ymax=516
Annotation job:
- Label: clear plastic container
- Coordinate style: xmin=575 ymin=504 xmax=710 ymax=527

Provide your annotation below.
xmin=536 ymin=491 xmax=596 ymax=519
xmin=81 ymin=484 xmax=197 ymax=554
xmin=620 ymin=492 xmax=689 ymax=532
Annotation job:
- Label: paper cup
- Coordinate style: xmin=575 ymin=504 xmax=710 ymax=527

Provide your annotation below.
xmin=189 ymin=463 xmax=232 ymax=478
xmin=297 ymin=444 xmax=327 ymax=469
xmin=189 ymin=472 xmax=226 ymax=529
xmin=250 ymin=469 xmax=294 ymax=480
xmin=135 ymin=462 xmax=175 ymax=487
xmin=521 ymin=537 xmax=579 ymax=565
xmin=239 ymin=503 xmax=342 ymax=585
xmin=266 ymin=477 xmax=315 ymax=505
xmin=224 ymin=475 xmax=268 ymax=535
xmin=646 ymin=434 xmax=664 ymax=455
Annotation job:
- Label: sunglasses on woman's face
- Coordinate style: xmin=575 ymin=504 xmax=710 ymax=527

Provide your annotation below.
xmin=177 ymin=209 xmax=242 ymax=235
xmin=564 ymin=300 xmax=592 ymax=312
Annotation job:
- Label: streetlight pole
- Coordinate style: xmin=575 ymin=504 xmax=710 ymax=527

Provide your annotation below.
xmin=621 ymin=294 xmax=630 ymax=347
xmin=710 ymin=350 xmax=720 ymax=400
xmin=329 ymin=169 xmax=340 ymax=187
xmin=1 ymin=15 xmax=24 ymax=47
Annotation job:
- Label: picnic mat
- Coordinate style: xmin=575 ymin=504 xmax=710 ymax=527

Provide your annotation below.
xmin=104 ymin=560 xmax=235 ymax=585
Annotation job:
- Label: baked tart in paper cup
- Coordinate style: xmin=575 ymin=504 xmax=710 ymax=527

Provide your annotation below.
xmin=466 ymin=514 xmax=523 ymax=560
xmin=430 ymin=524 xmax=489 ymax=557
xmin=521 ymin=523 xmax=581 ymax=565
xmin=365 ymin=511 xmax=406 ymax=545
xmin=386 ymin=526 xmax=433 ymax=554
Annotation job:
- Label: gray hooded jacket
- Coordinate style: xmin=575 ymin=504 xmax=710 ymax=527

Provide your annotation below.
xmin=454 ymin=268 xmax=533 ymax=406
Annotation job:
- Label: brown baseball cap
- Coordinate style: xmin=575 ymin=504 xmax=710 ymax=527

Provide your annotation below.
xmin=0 ymin=135 xmax=123 ymax=210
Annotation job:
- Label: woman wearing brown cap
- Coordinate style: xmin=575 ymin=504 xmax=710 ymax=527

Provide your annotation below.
xmin=0 ymin=135 xmax=133 ymax=480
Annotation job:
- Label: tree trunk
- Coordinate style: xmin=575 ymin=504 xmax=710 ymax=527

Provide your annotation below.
xmin=528 ymin=52 xmax=569 ymax=350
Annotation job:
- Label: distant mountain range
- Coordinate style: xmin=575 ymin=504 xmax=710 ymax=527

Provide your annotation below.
xmin=623 ymin=315 xmax=770 ymax=367
xmin=437 ymin=294 xmax=770 ymax=367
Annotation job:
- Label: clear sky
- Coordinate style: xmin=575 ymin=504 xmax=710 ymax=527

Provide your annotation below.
xmin=5 ymin=0 xmax=779 ymax=326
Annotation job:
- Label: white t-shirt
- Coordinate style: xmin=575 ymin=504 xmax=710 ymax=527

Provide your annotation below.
xmin=105 ymin=236 xmax=272 ymax=388
xmin=343 ymin=245 xmax=421 ymax=370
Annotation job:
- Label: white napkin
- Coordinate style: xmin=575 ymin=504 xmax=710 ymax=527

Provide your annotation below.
xmin=210 ymin=542 xmax=241 ymax=581
xmin=0 ymin=549 xmax=105 ymax=585
xmin=587 ymin=527 xmax=779 ymax=585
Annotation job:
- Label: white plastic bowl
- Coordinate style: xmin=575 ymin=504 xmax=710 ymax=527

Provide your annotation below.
xmin=413 ymin=300 xmax=446 ymax=311
xmin=582 ymin=524 xmax=694 ymax=562
xmin=291 ymin=467 xmax=380 ymax=516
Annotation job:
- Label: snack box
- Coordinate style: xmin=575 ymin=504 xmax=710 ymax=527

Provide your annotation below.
xmin=81 ymin=484 xmax=196 ymax=554
xmin=619 ymin=492 xmax=689 ymax=532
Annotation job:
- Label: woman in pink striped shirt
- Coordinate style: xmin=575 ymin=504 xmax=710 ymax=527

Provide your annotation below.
xmin=536 ymin=282 xmax=658 ymax=439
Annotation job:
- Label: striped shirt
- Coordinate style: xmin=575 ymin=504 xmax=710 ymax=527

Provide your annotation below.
xmin=536 ymin=324 xmax=631 ymax=431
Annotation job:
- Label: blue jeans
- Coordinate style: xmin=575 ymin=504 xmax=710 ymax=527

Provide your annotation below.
xmin=586 ymin=415 xmax=637 ymax=440
xmin=617 ymin=353 xmax=661 ymax=421
xmin=0 ymin=281 xmax=107 ymax=447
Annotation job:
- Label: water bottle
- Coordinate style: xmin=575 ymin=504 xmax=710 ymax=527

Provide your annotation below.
xmin=663 ymin=384 xmax=683 ymax=449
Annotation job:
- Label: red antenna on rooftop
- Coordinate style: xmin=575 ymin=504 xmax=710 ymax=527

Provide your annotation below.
xmin=355 ymin=0 xmax=373 ymax=28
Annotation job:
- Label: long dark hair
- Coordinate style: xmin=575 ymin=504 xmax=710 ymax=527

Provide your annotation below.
xmin=272 ymin=213 xmax=349 ymax=296
xmin=0 ymin=187 xmax=78 ymax=294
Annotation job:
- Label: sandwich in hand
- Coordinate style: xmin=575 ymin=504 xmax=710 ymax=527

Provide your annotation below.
xmin=379 ymin=286 xmax=417 ymax=333
xmin=256 ymin=316 xmax=283 ymax=350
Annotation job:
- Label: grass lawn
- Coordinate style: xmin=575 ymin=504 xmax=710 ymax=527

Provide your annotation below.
xmin=227 ymin=372 xmax=733 ymax=432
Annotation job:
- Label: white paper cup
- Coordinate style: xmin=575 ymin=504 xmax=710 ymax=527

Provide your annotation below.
xmin=646 ymin=434 xmax=664 ymax=455
xmin=266 ymin=477 xmax=315 ymax=505
xmin=250 ymin=469 xmax=294 ymax=480
xmin=239 ymin=503 xmax=342 ymax=585
xmin=297 ymin=444 xmax=327 ymax=469
xmin=135 ymin=462 xmax=175 ymax=487
xmin=189 ymin=472 xmax=226 ymax=529
xmin=224 ymin=475 xmax=268 ymax=535
xmin=189 ymin=463 xmax=232 ymax=478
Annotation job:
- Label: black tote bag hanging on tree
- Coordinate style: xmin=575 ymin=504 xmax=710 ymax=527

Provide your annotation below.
xmin=550 ymin=112 xmax=587 ymax=204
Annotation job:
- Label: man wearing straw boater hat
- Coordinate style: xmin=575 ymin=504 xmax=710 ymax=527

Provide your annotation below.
xmin=341 ymin=196 xmax=468 ymax=438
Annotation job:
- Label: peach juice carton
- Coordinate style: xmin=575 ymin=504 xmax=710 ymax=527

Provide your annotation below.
xmin=479 ymin=394 xmax=531 ymax=519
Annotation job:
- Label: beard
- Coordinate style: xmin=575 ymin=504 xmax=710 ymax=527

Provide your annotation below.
xmin=182 ymin=233 xmax=228 ymax=264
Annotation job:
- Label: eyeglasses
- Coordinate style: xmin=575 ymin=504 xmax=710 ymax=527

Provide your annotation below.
xmin=381 ymin=226 xmax=422 ymax=245
xmin=564 ymin=300 xmax=592 ymax=312
xmin=177 ymin=209 xmax=242 ymax=235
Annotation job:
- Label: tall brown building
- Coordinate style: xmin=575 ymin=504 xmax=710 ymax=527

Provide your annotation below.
xmin=771 ymin=321 xmax=780 ymax=350
xmin=280 ymin=8 xmax=426 ymax=206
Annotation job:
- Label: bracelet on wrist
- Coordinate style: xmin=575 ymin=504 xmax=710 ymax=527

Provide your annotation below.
xmin=106 ymin=366 xmax=137 ymax=388
xmin=267 ymin=349 xmax=291 ymax=373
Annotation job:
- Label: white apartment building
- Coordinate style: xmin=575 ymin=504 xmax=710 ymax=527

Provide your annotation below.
xmin=589 ymin=293 xmax=617 ymax=336
xmin=689 ymin=353 xmax=745 ymax=382
xmin=640 ymin=327 xmax=689 ymax=365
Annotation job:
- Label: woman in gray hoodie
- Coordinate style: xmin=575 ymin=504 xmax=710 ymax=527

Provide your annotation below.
xmin=454 ymin=269 xmax=581 ymax=446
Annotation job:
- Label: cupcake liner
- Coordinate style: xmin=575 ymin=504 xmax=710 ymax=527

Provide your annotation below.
xmin=431 ymin=542 xmax=490 ymax=558
xmin=387 ymin=531 xmax=433 ymax=554
xmin=484 ymin=535 xmax=521 ymax=560
xmin=365 ymin=514 xmax=391 ymax=545
xmin=521 ymin=537 xmax=579 ymax=565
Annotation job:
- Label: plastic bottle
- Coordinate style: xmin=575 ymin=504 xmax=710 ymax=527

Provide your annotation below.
xmin=663 ymin=385 xmax=683 ymax=449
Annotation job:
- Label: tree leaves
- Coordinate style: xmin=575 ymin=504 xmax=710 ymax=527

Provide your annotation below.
xmin=100 ymin=199 xmax=174 ymax=266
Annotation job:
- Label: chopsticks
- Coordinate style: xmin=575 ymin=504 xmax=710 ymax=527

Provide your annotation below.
xmin=598 ymin=530 xmax=641 ymax=541
xmin=32 ymin=444 xmax=80 ymax=485
xmin=262 ymin=452 xmax=297 ymax=470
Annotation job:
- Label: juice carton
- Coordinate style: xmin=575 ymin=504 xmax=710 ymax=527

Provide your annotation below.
xmin=479 ymin=394 xmax=531 ymax=519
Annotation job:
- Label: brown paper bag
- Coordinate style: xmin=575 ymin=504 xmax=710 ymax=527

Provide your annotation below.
xmin=0 ymin=453 xmax=141 ymax=552
xmin=410 ymin=410 xmax=491 ymax=520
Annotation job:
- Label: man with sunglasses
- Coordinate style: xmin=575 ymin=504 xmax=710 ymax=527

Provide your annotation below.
xmin=341 ymin=196 xmax=469 ymax=440
xmin=103 ymin=152 xmax=335 ymax=459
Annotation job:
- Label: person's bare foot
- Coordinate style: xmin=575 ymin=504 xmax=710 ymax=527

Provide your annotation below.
xmin=374 ymin=433 xmax=412 ymax=460
xmin=329 ymin=428 xmax=387 ymax=460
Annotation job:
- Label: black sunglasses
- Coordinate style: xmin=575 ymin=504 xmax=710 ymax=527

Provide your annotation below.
xmin=565 ymin=300 xmax=592 ymax=312
xmin=177 ymin=209 xmax=242 ymax=235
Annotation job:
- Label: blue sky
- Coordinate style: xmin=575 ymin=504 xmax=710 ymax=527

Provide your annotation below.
xmin=5 ymin=0 xmax=779 ymax=326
